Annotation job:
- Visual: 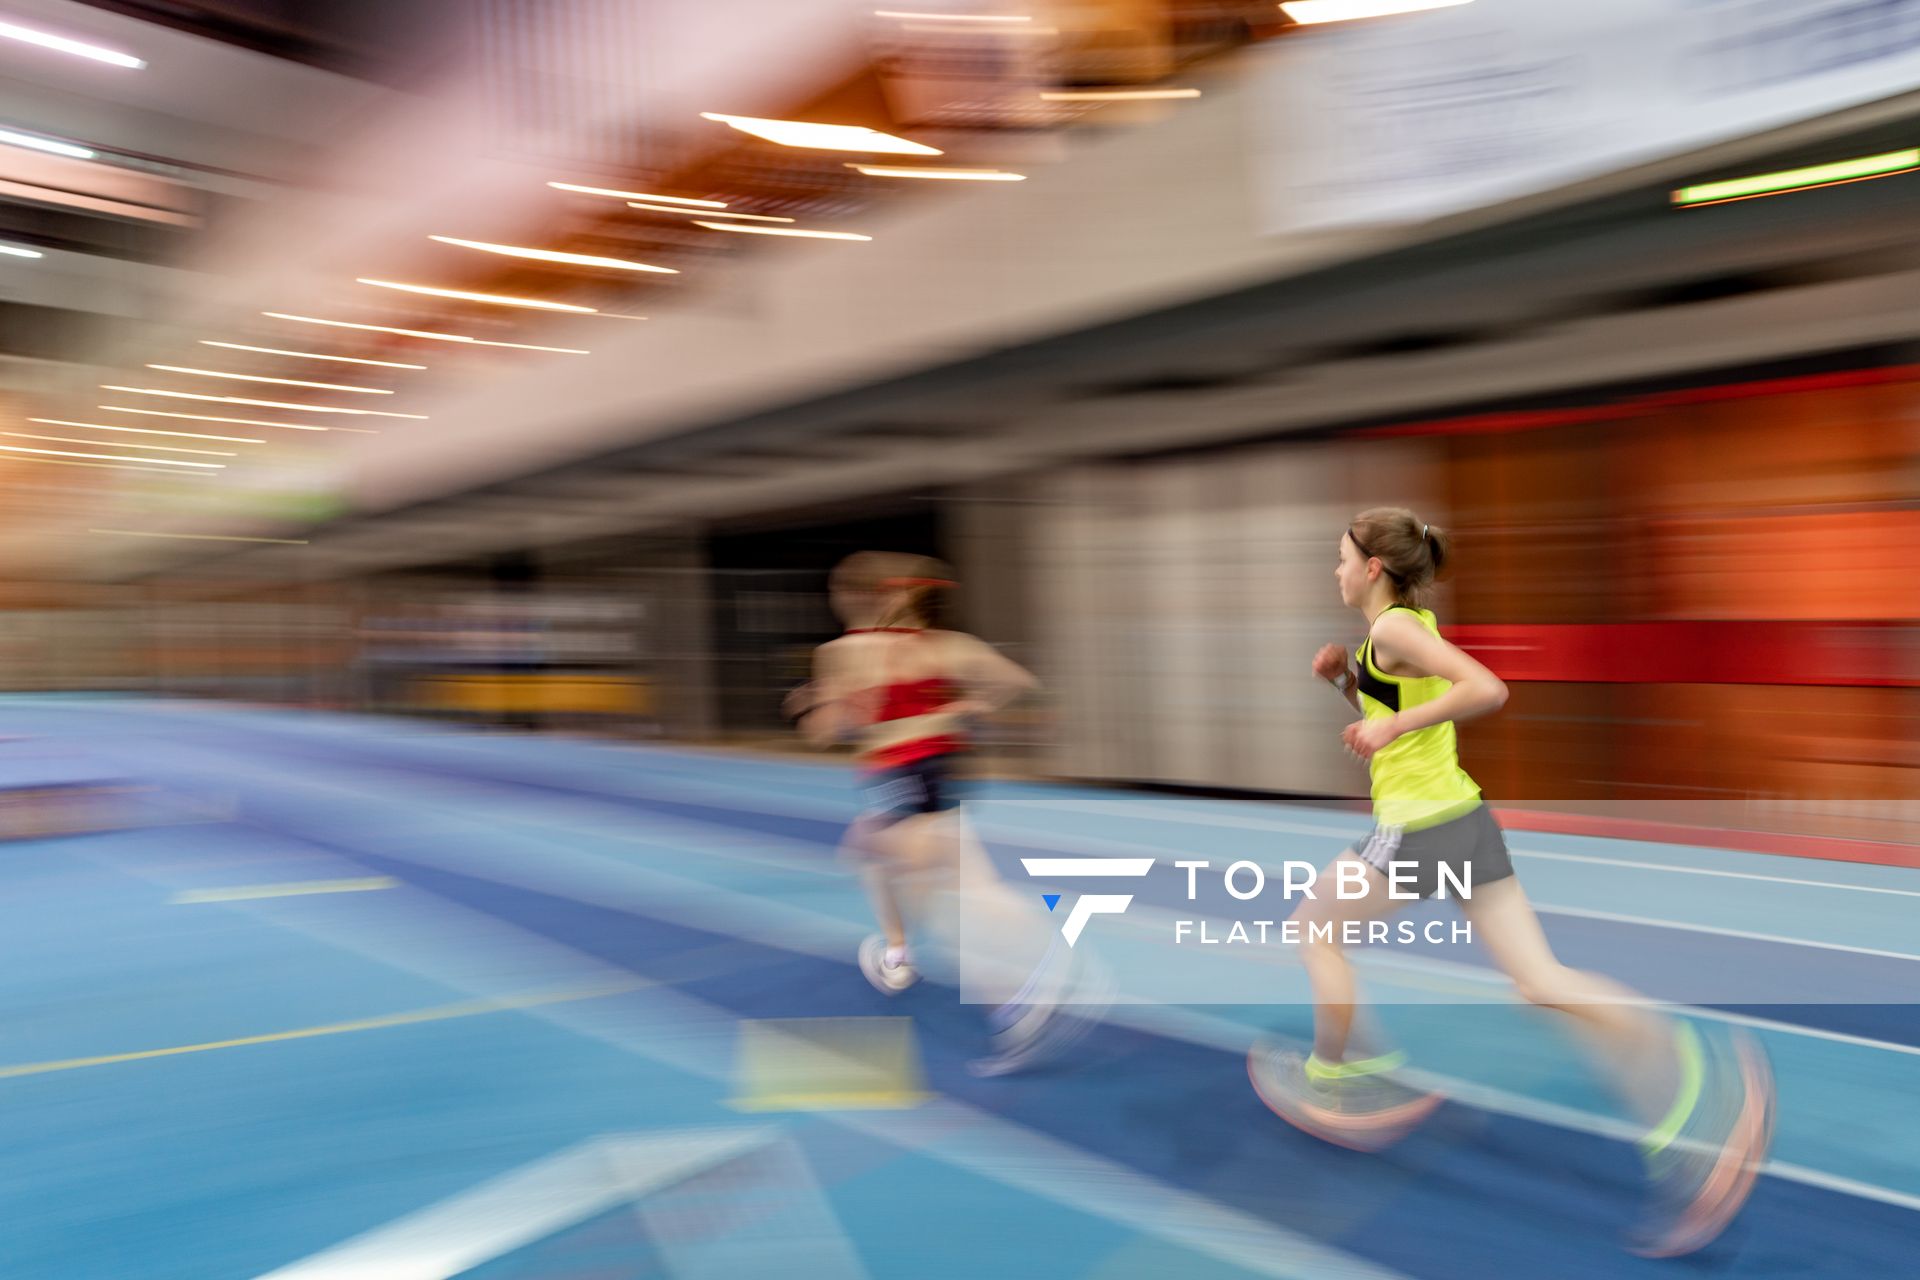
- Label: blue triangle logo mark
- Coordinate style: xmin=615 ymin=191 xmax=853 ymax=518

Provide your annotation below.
xmin=1042 ymin=894 xmax=1061 ymax=912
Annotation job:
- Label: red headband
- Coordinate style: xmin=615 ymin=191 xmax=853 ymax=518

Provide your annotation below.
xmin=881 ymin=576 xmax=955 ymax=589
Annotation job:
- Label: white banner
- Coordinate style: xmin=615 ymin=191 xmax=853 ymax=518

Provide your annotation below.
xmin=1261 ymin=0 xmax=1920 ymax=231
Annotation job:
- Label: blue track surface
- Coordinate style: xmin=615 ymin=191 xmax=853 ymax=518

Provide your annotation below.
xmin=0 ymin=698 xmax=1913 ymax=1278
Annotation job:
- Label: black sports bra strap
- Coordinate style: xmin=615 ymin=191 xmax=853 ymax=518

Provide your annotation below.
xmin=1362 ymin=606 xmax=1425 ymax=674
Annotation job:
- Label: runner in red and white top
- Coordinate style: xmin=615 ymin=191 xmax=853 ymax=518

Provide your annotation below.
xmin=791 ymin=552 xmax=1096 ymax=1075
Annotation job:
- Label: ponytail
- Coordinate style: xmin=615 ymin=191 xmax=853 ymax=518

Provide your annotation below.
xmin=1351 ymin=508 xmax=1451 ymax=607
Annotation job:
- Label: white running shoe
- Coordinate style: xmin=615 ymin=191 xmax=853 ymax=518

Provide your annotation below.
xmin=967 ymin=950 xmax=1113 ymax=1078
xmin=858 ymin=934 xmax=919 ymax=994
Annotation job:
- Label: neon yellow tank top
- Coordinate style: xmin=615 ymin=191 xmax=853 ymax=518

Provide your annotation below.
xmin=1355 ymin=605 xmax=1483 ymax=831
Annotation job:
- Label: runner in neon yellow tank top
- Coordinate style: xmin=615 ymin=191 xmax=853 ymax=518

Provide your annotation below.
xmin=1248 ymin=507 xmax=1775 ymax=1258
xmin=1353 ymin=603 xmax=1481 ymax=832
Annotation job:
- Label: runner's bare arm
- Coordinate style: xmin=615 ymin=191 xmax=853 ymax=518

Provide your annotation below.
xmin=1369 ymin=612 xmax=1508 ymax=732
xmin=798 ymin=640 xmax=860 ymax=747
xmin=944 ymin=632 xmax=1038 ymax=718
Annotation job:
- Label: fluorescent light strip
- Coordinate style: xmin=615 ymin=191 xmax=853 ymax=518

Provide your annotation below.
xmin=1673 ymin=149 xmax=1920 ymax=207
xmin=1 ymin=430 xmax=234 ymax=456
xmin=0 ymin=127 xmax=92 ymax=159
xmin=0 ymin=242 xmax=42 ymax=258
xmin=90 ymin=529 xmax=308 ymax=544
xmin=147 ymin=364 xmax=392 ymax=394
xmin=263 ymin=312 xmax=588 ymax=354
xmin=847 ymin=163 xmax=1024 ymax=181
xmin=95 ymin=406 xmax=325 ymax=434
xmin=429 ymin=235 xmax=679 ymax=274
xmin=31 ymin=416 xmax=263 ymax=444
xmin=0 ymin=19 xmax=145 ymax=68
xmin=874 ymin=9 xmax=1032 ymax=20
xmin=692 ymin=221 xmax=872 ymax=241
xmin=1039 ymin=87 xmax=1200 ymax=101
xmin=201 ymin=341 xmax=425 ymax=370
xmin=547 ymin=182 xmax=727 ymax=208
xmin=699 ymin=112 xmax=942 ymax=156
xmin=4 ymin=456 xmax=202 ymax=476
xmin=0 ymin=443 xmax=219 ymax=468
xmin=1280 ymin=0 xmax=1473 ymax=24
xmin=356 ymin=278 xmax=598 ymax=313
xmin=626 ymin=201 xmax=794 ymax=222
xmin=101 ymin=386 xmax=426 ymax=419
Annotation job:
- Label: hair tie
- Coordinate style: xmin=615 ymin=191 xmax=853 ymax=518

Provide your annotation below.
xmin=1421 ymin=524 xmax=1429 ymax=540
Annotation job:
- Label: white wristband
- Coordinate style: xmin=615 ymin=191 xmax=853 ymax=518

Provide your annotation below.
xmin=1331 ymin=670 xmax=1353 ymax=692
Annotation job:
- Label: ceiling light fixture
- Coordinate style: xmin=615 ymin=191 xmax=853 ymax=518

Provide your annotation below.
xmin=147 ymin=364 xmax=393 ymax=394
xmin=699 ymin=112 xmax=942 ymax=156
xmin=0 ymin=19 xmax=145 ymax=68
xmin=1279 ymin=0 xmax=1473 ymax=24
xmin=428 ymin=235 xmax=679 ymax=274
xmin=5 ymin=456 xmax=203 ymax=476
xmin=263 ymin=312 xmax=589 ymax=353
xmin=0 ymin=443 xmax=219 ymax=468
xmin=1 ymin=430 xmax=234 ymax=456
xmin=0 ymin=127 xmax=92 ymax=159
xmin=1672 ymin=149 xmax=1920 ymax=208
xmin=94 ymin=407 xmax=324 ymax=434
xmin=692 ymin=221 xmax=872 ymax=241
xmin=846 ymin=163 xmax=1025 ymax=181
xmin=547 ymin=181 xmax=727 ymax=207
xmin=1038 ymin=87 xmax=1201 ymax=101
xmin=200 ymin=341 xmax=425 ymax=369
xmin=625 ymin=201 xmax=795 ymax=222
xmin=31 ymin=416 xmax=264 ymax=444
xmin=355 ymin=278 xmax=598 ymax=312
xmin=101 ymin=385 xmax=427 ymax=419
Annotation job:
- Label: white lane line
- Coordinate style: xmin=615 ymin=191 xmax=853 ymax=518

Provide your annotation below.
xmin=1009 ymin=826 xmax=1920 ymax=910
xmin=283 ymin=761 xmax=1920 ymax=1058
xmin=1695 ymin=1008 xmax=1920 ymax=1059
xmin=312 ymin=754 xmax=1920 ymax=990
xmin=1346 ymin=946 xmax=1920 ymax=1059
xmin=984 ymin=826 xmax=1915 ymax=965
xmin=1513 ymin=849 xmax=1920 ymax=899
xmin=83 ymin=734 xmax=1920 ymax=1221
xmin=1096 ymin=1003 xmax=1920 ymax=1216
xmin=1107 ymin=902 xmax=1920 ymax=1059
xmin=990 ymin=796 xmax=1918 ymax=892
xmin=995 ymin=797 xmax=1916 ymax=886
xmin=169 ymin=852 xmax=1402 ymax=1279
xmin=131 ymin=728 xmax=1920 ymax=1045
xmin=174 ymin=714 xmax=1918 ymax=904
xmin=989 ymin=793 xmax=1364 ymax=840
xmin=347 ymin=814 xmax=1920 ymax=1218
xmin=1532 ymin=903 xmax=1920 ymax=965
xmin=254 ymin=1129 xmax=795 ymax=1280
xmin=471 ymin=799 xmax=844 ymax=879
xmin=1399 ymin=1067 xmax=1920 ymax=1215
